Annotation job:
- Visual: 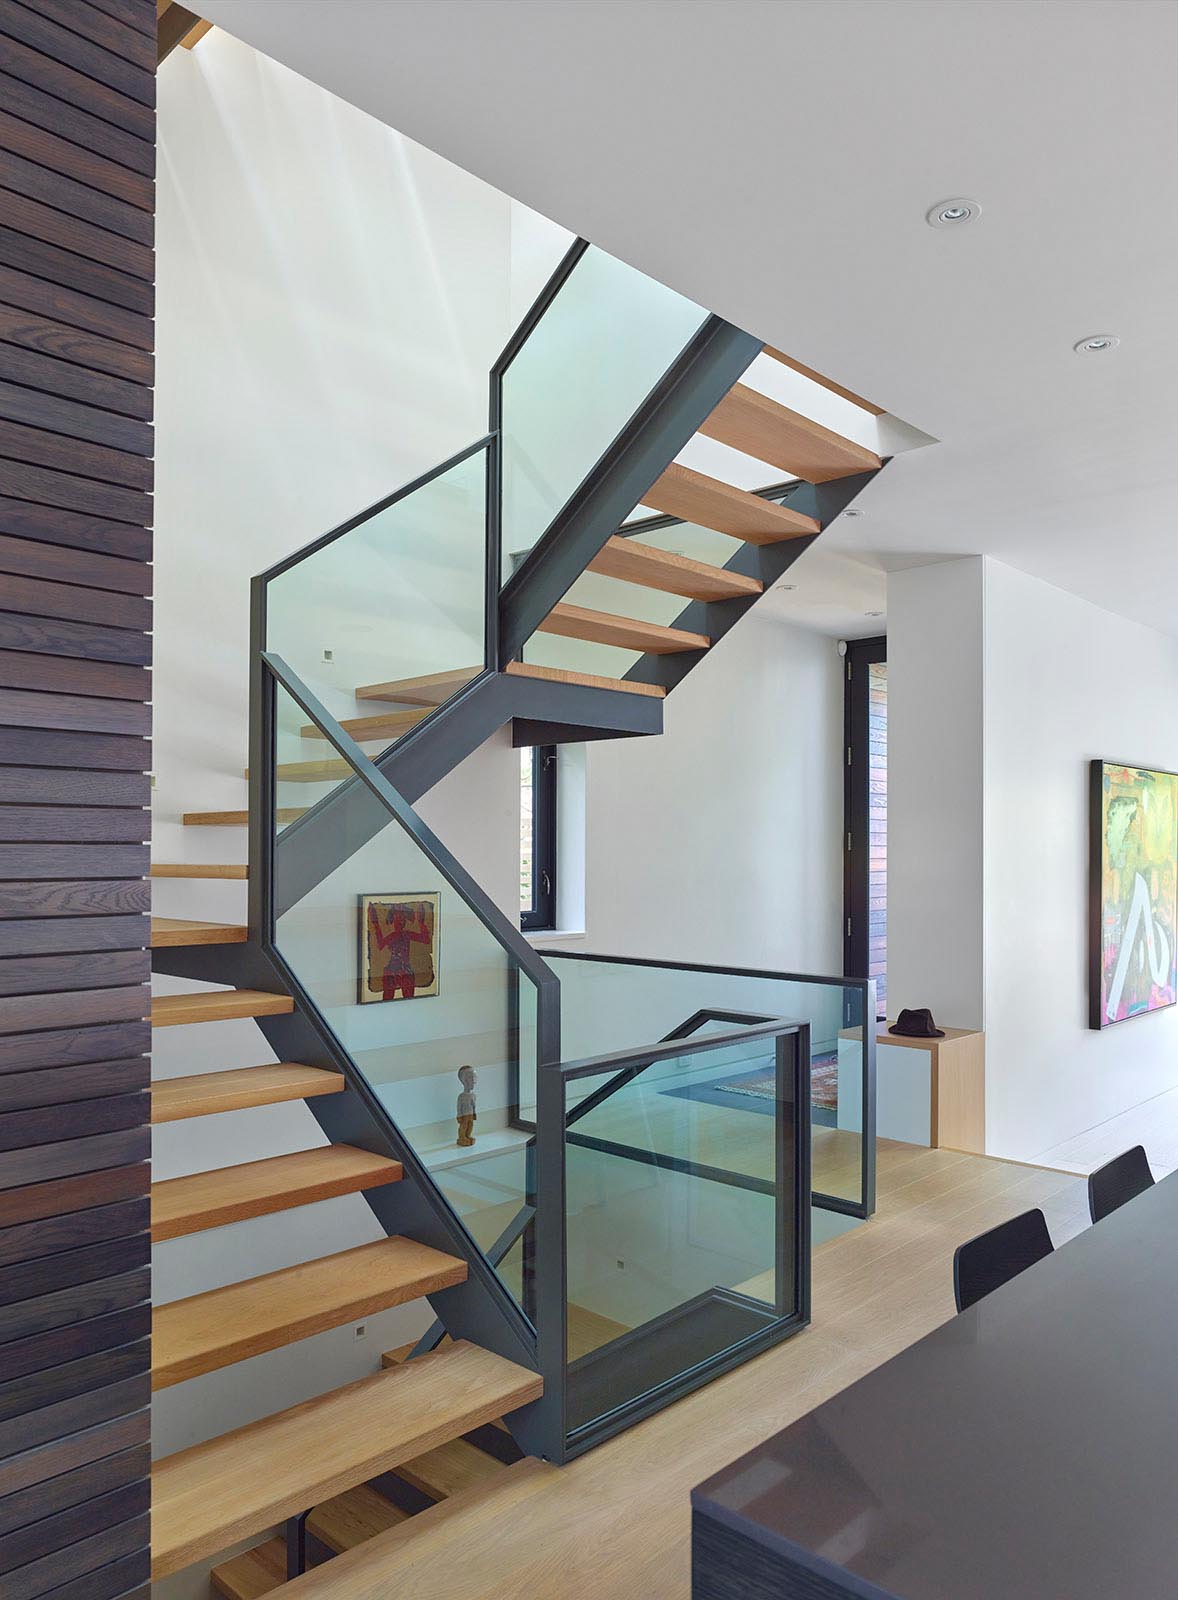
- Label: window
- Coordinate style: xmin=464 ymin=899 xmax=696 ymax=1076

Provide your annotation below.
xmin=520 ymin=745 xmax=557 ymax=930
xmin=843 ymin=637 xmax=887 ymax=1019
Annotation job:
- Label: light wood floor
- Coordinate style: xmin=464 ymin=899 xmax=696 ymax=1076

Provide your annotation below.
xmin=284 ymin=1141 xmax=1089 ymax=1599
xmin=1031 ymin=1081 xmax=1178 ymax=1181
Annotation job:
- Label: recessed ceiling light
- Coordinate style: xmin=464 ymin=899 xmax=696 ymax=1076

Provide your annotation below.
xmin=926 ymin=197 xmax=981 ymax=228
xmin=1074 ymin=334 xmax=1120 ymax=355
xmin=843 ymin=508 xmax=864 ymax=518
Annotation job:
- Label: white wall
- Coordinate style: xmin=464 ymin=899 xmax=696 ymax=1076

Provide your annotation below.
xmin=564 ymin=595 xmax=844 ymax=976
xmin=984 ymin=561 xmax=1178 ymax=1161
xmin=153 ymin=28 xmax=568 ymax=888
xmin=888 ymin=556 xmax=1178 ymax=1163
xmin=150 ymin=36 xmax=559 ymax=1573
xmin=887 ymin=557 xmax=986 ymax=1029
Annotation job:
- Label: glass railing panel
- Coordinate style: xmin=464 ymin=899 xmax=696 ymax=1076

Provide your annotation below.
xmin=269 ymin=675 xmax=543 ymax=1313
xmin=520 ymin=629 xmax=641 ymax=681
xmin=500 ymin=247 xmax=709 ymax=582
xmin=552 ymin=1024 xmax=806 ymax=1438
xmin=627 ymin=515 xmax=751 ymax=571
xmin=266 ymin=443 xmax=489 ymax=755
xmin=538 ymin=954 xmax=871 ymax=1214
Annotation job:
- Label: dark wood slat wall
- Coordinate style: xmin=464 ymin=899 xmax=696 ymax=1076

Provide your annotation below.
xmin=0 ymin=2 xmax=152 ymax=1597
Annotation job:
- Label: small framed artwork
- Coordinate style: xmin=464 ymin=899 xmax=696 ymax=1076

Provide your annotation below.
xmin=1089 ymin=761 xmax=1178 ymax=1029
xmin=359 ymin=892 xmax=440 ymax=1004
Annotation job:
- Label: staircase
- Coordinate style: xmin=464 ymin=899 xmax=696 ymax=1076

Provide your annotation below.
xmin=150 ymin=236 xmax=883 ymax=1591
xmin=147 ymin=913 xmax=543 ymax=1591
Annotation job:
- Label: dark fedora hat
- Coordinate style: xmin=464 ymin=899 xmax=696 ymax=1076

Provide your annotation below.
xmin=889 ymin=1007 xmax=945 ymax=1039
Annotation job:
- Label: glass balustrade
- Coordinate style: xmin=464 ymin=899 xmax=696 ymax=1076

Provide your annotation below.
xmin=530 ymin=953 xmax=875 ymax=1217
xmin=264 ymin=442 xmax=491 ymax=763
xmin=534 ymin=1020 xmax=809 ymax=1447
xmin=265 ymin=667 xmax=553 ymax=1316
xmin=498 ymin=244 xmax=709 ymax=583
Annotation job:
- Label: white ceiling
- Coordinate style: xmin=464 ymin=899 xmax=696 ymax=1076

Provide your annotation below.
xmin=202 ymin=0 xmax=1178 ymax=637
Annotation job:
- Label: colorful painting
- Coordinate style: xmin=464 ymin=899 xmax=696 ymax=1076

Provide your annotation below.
xmin=1089 ymin=762 xmax=1178 ymax=1029
xmin=358 ymin=892 xmax=439 ymax=1004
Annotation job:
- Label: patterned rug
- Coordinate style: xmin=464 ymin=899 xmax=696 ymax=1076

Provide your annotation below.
xmin=659 ymin=1050 xmax=841 ymax=1127
xmin=723 ymin=1050 xmax=839 ymax=1112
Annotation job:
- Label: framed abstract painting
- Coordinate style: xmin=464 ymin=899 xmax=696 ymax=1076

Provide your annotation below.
xmin=1089 ymin=761 xmax=1178 ymax=1029
xmin=358 ymin=892 xmax=440 ymax=1003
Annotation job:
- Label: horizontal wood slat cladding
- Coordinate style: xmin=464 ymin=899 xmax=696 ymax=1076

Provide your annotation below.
xmin=0 ymin=4 xmax=153 ymax=1597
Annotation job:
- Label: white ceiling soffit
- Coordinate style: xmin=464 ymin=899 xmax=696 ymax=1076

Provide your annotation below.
xmin=200 ymin=0 xmax=1178 ymax=637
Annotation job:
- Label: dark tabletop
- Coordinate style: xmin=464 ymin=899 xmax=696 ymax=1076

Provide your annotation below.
xmin=693 ymin=1171 xmax=1178 ymax=1600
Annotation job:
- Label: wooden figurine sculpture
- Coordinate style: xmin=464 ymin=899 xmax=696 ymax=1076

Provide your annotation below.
xmin=456 ymin=1064 xmax=477 ymax=1147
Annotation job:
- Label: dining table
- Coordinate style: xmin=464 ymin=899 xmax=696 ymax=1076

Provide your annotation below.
xmin=692 ymin=1169 xmax=1178 ymax=1599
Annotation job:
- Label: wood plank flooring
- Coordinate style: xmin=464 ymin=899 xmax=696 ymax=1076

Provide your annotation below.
xmin=278 ymin=1143 xmax=1088 ymax=1600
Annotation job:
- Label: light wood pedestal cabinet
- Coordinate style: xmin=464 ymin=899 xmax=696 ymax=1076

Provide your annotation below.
xmin=837 ymin=1024 xmax=985 ymax=1152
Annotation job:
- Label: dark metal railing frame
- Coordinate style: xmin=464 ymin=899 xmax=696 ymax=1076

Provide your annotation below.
xmin=243 ymin=237 xmax=875 ymax=1464
xmin=526 ymin=949 xmax=877 ymax=1219
xmin=534 ymin=1017 xmax=811 ymax=1460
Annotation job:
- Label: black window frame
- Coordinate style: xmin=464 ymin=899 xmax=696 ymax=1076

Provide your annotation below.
xmin=521 ymin=743 xmax=558 ymax=931
xmin=843 ymin=635 xmax=887 ymax=1019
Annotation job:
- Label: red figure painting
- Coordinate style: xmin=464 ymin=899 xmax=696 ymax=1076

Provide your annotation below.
xmin=359 ymin=893 xmax=439 ymax=1003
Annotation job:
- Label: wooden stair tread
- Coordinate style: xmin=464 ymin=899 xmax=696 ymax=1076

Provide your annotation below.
xmin=153 ymin=1236 xmax=466 ymax=1389
xmin=184 ymin=809 xmax=306 ymax=826
xmin=246 ymin=759 xmax=352 ymax=782
xmin=504 ymin=661 xmax=664 ymax=699
xmin=151 ymin=1063 xmax=345 ymax=1124
xmin=587 ymin=535 xmax=761 ymax=601
xmin=354 ymin=666 xmax=481 ymax=705
xmin=150 ymin=1339 xmax=543 ymax=1578
xmin=307 ymin=1483 xmax=409 ymax=1553
xmin=642 ymin=462 xmax=820 ymax=543
xmin=151 ymin=863 xmax=248 ymax=879
xmin=394 ymin=1435 xmax=504 ymax=1502
xmin=300 ymin=707 xmax=428 ymax=742
xmin=210 ymin=1536 xmax=286 ymax=1600
xmin=699 ymin=383 xmax=882 ymax=483
xmin=151 ymin=1145 xmax=402 ymax=1242
xmin=151 ymin=989 xmax=294 ymax=1028
xmin=248 ymin=1459 xmax=549 ymax=1597
xmin=762 ymin=345 xmax=885 ymax=416
xmin=538 ymin=601 xmax=709 ymax=655
xmin=150 ymin=917 xmax=248 ymax=947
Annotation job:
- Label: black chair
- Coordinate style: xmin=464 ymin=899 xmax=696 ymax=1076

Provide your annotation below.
xmin=953 ymin=1207 xmax=1054 ymax=1313
xmin=1088 ymin=1144 xmax=1155 ymax=1224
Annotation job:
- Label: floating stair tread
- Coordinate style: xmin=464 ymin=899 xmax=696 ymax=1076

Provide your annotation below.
xmin=354 ymin=666 xmax=481 ymax=705
xmin=642 ymin=463 xmax=821 ymax=543
xmin=151 ymin=1063 xmax=345 ymax=1124
xmin=587 ymin=535 xmax=761 ymax=601
xmin=245 ymin=759 xmax=352 ymax=783
xmin=151 ymin=989 xmax=294 ymax=1028
xmin=153 ymin=1236 xmax=466 ymax=1389
xmin=300 ymin=707 xmax=428 ymax=741
xmin=504 ymin=660 xmax=665 ymax=699
xmin=210 ymin=1536 xmax=286 ymax=1600
xmin=150 ymin=1339 xmax=543 ymax=1578
xmin=538 ymin=601 xmax=709 ymax=655
xmin=184 ymin=809 xmax=306 ymax=826
xmin=151 ymin=863 xmax=248 ymax=879
xmin=151 ymin=1145 xmax=402 ymax=1242
xmin=700 ymin=383 xmax=882 ymax=483
xmin=395 ymin=1435 xmax=504 ymax=1502
xmin=307 ymin=1484 xmax=409 ymax=1553
xmin=762 ymin=345 xmax=885 ymax=416
xmin=252 ymin=1459 xmax=549 ymax=1597
xmin=150 ymin=918 xmax=248 ymax=947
